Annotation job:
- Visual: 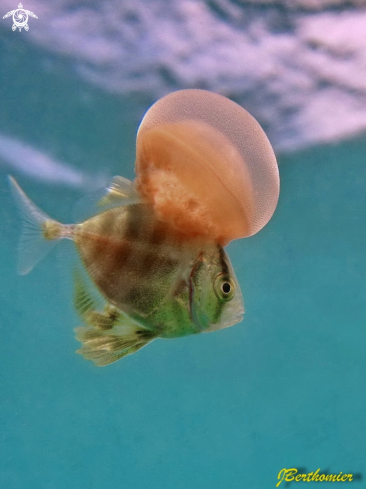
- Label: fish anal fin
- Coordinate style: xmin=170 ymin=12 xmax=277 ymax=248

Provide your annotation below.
xmin=73 ymin=269 xmax=156 ymax=366
xmin=74 ymin=268 xmax=121 ymax=329
xmin=73 ymin=268 xmax=97 ymax=320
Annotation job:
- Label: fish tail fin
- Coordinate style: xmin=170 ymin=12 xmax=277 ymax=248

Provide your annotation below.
xmin=73 ymin=269 xmax=156 ymax=366
xmin=8 ymin=176 xmax=64 ymax=275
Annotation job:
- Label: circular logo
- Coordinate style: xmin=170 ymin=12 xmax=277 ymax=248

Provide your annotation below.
xmin=12 ymin=8 xmax=28 ymax=31
xmin=3 ymin=3 xmax=38 ymax=32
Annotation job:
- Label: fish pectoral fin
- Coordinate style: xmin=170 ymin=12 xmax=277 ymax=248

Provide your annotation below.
xmin=75 ymin=323 xmax=156 ymax=367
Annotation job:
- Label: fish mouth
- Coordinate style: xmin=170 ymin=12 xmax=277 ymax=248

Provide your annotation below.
xmin=232 ymin=307 xmax=244 ymax=325
xmin=223 ymin=283 xmax=245 ymax=328
xmin=225 ymin=304 xmax=244 ymax=329
xmin=204 ymin=295 xmax=245 ymax=333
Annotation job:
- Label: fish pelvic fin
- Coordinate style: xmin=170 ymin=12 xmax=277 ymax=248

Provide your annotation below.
xmin=9 ymin=176 xmax=64 ymax=275
xmin=73 ymin=269 xmax=156 ymax=366
xmin=75 ymin=324 xmax=156 ymax=367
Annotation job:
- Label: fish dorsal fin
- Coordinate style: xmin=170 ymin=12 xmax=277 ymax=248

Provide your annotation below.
xmin=73 ymin=176 xmax=141 ymax=222
xmin=98 ymin=176 xmax=140 ymax=207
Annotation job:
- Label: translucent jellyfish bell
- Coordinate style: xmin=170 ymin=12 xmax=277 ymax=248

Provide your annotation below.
xmin=135 ymin=89 xmax=279 ymax=245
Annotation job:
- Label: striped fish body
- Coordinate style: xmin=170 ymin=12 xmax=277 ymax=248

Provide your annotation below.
xmin=73 ymin=203 xmax=204 ymax=336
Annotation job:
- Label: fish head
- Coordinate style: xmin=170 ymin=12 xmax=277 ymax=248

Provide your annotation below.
xmin=189 ymin=244 xmax=244 ymax=333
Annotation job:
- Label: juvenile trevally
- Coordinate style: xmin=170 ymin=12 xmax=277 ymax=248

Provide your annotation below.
xmin=9 ymin=176 xmax=244 ymax=366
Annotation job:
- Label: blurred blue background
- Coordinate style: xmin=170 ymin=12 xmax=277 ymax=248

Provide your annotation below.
xmin=0 ymin=1 xmax=365 ymax=488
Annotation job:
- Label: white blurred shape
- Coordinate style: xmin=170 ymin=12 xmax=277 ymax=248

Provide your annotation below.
xmin=0 ymin=133 xmax=105 ymax=189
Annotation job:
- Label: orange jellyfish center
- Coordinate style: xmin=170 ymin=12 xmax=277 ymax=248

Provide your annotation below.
xmin=135 ymin=120 xmax=255 ymax=245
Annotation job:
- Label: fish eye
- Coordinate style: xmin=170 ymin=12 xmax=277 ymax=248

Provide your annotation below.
xmin=214 ymin=274 xmax=235 ymax=302
xmin=222 ymin=282 xmax=231 ymax=294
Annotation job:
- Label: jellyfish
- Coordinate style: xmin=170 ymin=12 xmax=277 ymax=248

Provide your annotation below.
xmin=135 ymin=89 xmax=279 ymax=245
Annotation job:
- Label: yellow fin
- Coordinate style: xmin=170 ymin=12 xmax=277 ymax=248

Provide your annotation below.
xmin=73 ymin=176 xmax=140 ymax=222
xmin=75 ymin=326 xmax=155 ymax=366
xmin=8 ymin=176 xmax=62 ymax=275
xmin=98 ymin=176 xmax=140 ymax=207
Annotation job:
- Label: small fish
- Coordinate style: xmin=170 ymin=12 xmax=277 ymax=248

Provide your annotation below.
xmin=9 ymin=176 xmax=244 ymax=366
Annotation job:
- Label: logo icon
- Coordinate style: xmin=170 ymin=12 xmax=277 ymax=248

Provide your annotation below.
xmin=3 ymin=3 xmax=38 ymax=31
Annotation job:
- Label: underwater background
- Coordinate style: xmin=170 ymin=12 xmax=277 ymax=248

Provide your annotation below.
xmin=0 ymin=1 xmax=365 ymax=488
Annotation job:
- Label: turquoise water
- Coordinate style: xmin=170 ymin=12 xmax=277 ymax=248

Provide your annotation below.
xmin=1 ymin=31 xmax=366 ymax=489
